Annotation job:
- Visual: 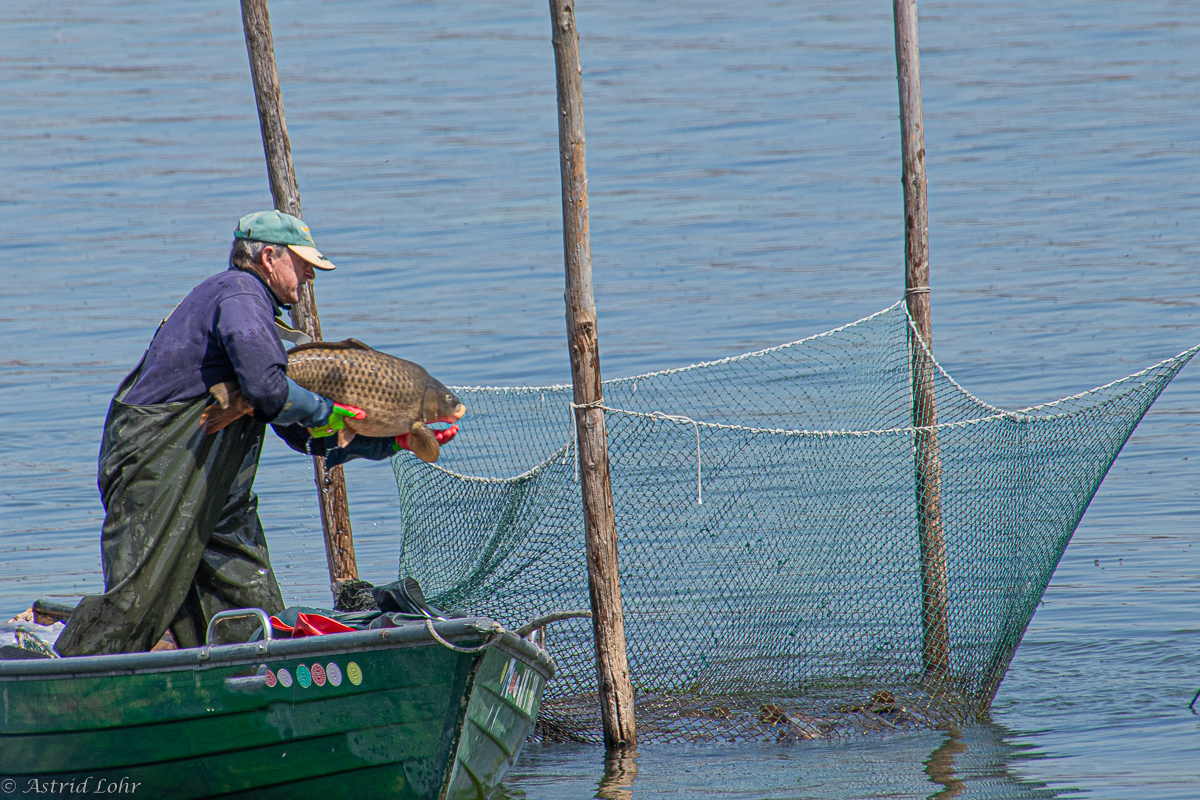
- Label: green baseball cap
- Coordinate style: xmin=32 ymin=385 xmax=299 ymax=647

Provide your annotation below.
xmin=234 ymin=210 xmax=336 ymax=270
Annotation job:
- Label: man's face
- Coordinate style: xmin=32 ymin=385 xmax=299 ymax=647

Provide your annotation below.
xmin=261 ymin=245 xmax=315 ymax=305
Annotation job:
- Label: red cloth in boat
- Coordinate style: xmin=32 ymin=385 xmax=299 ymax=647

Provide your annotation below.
xmin=270 ymin=612 xmax=356 ymax=638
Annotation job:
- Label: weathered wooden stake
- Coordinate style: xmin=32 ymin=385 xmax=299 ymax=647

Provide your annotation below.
xmin=893 ymin=0 xmax=950 ymax=676
xmin=548 ymin=0 xmax=636 ymax=748
xmin=240 ymin=0 xmax=359 ymax=589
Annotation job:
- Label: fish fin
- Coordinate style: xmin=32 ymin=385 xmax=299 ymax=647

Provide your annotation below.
xmin=199 ymin=382 xmax=253 ymax=434
xmin=408 ymin=422 xmax=440 ymax=463
xmin=336 ymin=426 xmax=357 ymax=449
xmin=286 ymin=341 xmax=325 ymax=354
xmin=287 ymin=338 xmax=375 ymax=355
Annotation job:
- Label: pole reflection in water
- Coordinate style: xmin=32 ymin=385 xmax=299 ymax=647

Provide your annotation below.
xmin=500 ymin=724 xmax=1064 ymax=799
xmin=595 ymin=748 xmax=638 ymax=800
xmin=924 ymin=728 xmax=967 ymax=800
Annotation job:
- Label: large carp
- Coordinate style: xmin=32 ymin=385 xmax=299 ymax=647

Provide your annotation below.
xmin=199 ymin=339 xmax=465 ymax=463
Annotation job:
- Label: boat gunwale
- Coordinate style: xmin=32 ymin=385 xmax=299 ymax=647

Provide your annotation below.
xmin=0 ymin=616 xmax=554 ymax=682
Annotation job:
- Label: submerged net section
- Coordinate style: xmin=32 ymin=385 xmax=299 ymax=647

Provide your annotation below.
xmin=392 ymin=303 xmax=1197 ymax=742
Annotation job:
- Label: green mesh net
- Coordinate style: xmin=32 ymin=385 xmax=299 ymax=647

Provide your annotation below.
xmin=392 ymin=303 xmax=1198 ymax=742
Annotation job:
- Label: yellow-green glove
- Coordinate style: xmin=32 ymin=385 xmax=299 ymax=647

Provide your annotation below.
xmin=308 ymin=403 xmax=366 ymax=438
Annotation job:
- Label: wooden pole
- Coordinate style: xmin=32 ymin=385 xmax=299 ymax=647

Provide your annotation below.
xmin=892 ymin=0 xmax=950 ymax=676
xmin=240 ymin=0 xmax=359 ymax=590
xmin=548 ymin=0 xmax=636 ymax=748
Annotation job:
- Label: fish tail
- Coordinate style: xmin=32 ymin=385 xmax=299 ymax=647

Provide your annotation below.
xmin=198 ymin=381 xmax=253 ymax=434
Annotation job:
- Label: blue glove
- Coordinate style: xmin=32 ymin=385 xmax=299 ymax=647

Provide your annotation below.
xmin=324 ymin=435 xmax=397 ymax=468
xmin=272 ymin=378 xmax=334 ymax=428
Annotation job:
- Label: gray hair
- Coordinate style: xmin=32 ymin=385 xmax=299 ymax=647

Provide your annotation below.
xmin=228 ymin=238 xmax=281 ymax=271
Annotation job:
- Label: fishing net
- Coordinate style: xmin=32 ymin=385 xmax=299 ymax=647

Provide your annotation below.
xmin=392 ymin=303 xmax=1197 ymax=742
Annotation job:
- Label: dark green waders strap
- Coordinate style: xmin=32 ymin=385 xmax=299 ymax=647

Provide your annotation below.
xmin=55 ymin=363 xmax=285 ymax=656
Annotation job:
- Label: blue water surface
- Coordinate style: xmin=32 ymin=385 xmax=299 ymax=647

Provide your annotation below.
xmin=2 ymin=1 xmax=1198 ymax=797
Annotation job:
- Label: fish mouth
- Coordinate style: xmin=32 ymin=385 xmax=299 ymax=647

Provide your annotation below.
xmin=431 ymin=403 xmax=466 ymax=425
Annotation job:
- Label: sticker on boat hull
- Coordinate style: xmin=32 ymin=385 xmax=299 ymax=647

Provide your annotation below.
xmin=498 ymin=658 xmax=542 ymax=717
xmin=266 ymin=663 xmax=346 ymax=690
xmin=507 ymin=660 xmax=520 ymax=696
xmin=326 ymin=662 xmax=343 ymax=686
xmin=347 ymin=661 xmax=362 ymax=686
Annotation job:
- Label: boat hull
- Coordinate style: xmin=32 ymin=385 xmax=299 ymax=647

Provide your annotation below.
xmin=0 ymin=617 xmax=552 ymax=799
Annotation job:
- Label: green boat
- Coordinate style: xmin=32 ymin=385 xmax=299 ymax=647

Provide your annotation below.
xmin=0 ymin=610 xmax=555 ymax=799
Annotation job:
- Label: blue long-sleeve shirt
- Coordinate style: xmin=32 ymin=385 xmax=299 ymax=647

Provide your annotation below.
xmin=126 ymin=268 xmax=291 ymax=418
xmin=123 ymin=266 xmax=393 ymax=464
xmin=123 ymin=267 xmax=330 ymax=456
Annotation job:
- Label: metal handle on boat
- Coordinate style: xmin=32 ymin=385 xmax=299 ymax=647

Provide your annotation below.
xmin=515 ymin=609 xmax=593 ymax=641
xmin=206 ymin=608 xmax=273 ymax=646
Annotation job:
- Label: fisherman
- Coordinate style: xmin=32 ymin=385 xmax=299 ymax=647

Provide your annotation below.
xmin=55 ymin=211 xmax=449 ymax=656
